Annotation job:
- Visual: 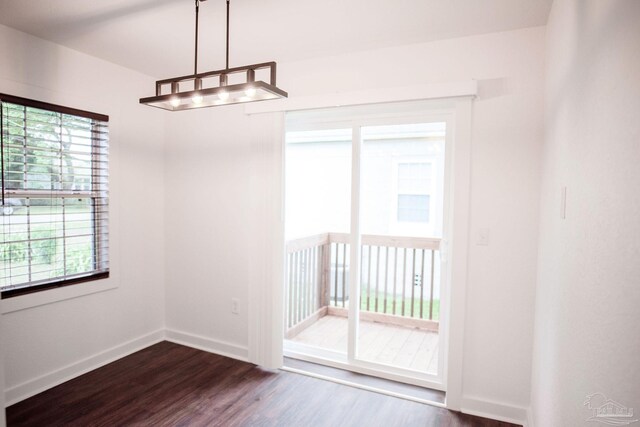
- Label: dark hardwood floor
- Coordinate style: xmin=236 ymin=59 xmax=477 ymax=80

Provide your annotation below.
xmin=7 ymin=341 xmax=520 ymax=427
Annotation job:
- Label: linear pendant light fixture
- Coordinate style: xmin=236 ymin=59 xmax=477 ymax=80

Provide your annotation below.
xmin=140 ymin=0 xmax=287 ymax=111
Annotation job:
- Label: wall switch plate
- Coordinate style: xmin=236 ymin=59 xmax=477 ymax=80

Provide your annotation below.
xmin=477 ymin=228 xmax=490 ymax=246
xmin=231 ymin=298 xmax=239 ymax=314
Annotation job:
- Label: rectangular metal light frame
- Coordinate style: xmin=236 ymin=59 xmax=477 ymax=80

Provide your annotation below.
xmin=139 ymin=61 xmax=288 ymax=111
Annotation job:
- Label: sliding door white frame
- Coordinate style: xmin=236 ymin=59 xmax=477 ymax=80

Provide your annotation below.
xmin=440 ymin=98 xmax=473 ymax=410
xmin=347 ymin=124 xmax=362 ymax=365
xmin=281 ymin=107 xmax=456 ymax=390
xmin=248 ymin=93 xmax=474 ymax=411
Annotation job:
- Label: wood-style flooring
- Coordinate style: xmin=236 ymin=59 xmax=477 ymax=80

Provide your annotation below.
xmin=7 ymin=341 xmax=520 ymax=427
xmin=290 ymin=315 xmax=439 ymax=373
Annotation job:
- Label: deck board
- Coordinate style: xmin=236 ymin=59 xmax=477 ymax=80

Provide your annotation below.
xmin=289 ymin=315 xmax=439 ymax=374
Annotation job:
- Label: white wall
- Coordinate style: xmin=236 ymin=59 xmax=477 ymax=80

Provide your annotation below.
xmin=165 ymin=26 xmax=545 ymax=418
xmin=530 ymin=1 xmax=640 ymax=426
xmin=0 ymin=24 xmax=166 ymax=405
xmin=164 ymin=105 xmax=254 ymax=357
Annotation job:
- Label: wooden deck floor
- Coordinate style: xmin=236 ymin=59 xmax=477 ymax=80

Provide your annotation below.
xmin=289 ymin=315 xmax=439 ymax=374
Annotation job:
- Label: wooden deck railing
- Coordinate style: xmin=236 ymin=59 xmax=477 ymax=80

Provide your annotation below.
xmin=284 ymin=234 xmax=329 ymax=332
xmin=285 ymin=233 xmax=441 ymax=338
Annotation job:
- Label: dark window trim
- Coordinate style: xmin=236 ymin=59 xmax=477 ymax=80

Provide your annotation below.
xmin=0 ymin=93 xmax=109 ymax=122
xmin=1 ymin=94 xmax=110 ymax=299
xmin=1 ymin=272 xmax=110 ymax=299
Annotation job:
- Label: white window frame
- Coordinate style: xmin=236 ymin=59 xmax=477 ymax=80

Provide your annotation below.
xmin=0 ymin=94 xmax=113 ymax=313
xmin=391 ymin=158 xmax=435 ymax=235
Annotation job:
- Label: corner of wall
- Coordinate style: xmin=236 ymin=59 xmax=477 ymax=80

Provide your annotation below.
xmin=4 ymin=329 xmax=165 ymax=407
xmin=164 ymin=329 xmax=249 ymax=362
xmin=526 ymin=406 xmax=535 ymax=427
xmin=460 ymin=396 xmax=528 ymax=426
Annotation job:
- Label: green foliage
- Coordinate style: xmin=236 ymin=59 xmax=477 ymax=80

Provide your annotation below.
xmin=0 ymin=235 xmax=28 ymax=263
xmin=2 ymin=103 xmax=92 ymax=191
xmin=31 ymin=229 xmax=58 ymax=264
xmin=59 ymin=247 xmax=93 ymax=276
xmin=0 ymin=230 xmax=58 ymax=265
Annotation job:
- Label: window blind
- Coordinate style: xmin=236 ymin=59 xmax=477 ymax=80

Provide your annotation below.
xmin=0 ymin=94 xmax=109 ymax=297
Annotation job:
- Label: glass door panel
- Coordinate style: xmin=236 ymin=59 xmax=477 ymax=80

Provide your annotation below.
xmin=284 ymin=128 xmax=352 ymax=360
xmin=356 ymin=122 xmax=446 ymax=375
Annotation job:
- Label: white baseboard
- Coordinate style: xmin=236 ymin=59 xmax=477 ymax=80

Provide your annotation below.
xmin=461 ymin=396 xmax=527 ymax=426
xmin=525 ymin=407 xmax=535 ymax=427
xmin=4 ymin=328 xmax=249 ymax=408
xmin=165 ymin=328 xmax=249 ymax=362
xmin=4 ymin=329 xmax=165 ymax=407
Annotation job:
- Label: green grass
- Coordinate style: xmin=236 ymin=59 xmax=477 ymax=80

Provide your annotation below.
xmin=361 ymin=295 xmax=440 ymax=321
xmin=331 ymin=293 xmax=440 ymax=321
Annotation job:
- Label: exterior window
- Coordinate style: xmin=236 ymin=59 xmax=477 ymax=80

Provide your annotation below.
xmin=397 ymin=162 xmax=431 ymax=223
xmin=0 ymin=94 xmax=109 ymax=298
xmin=397 ymin=194 xmax=430 ymax=222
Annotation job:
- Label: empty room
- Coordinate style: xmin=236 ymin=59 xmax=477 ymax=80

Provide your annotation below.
xmin=0 ymin=0 xmax=638 ymax=426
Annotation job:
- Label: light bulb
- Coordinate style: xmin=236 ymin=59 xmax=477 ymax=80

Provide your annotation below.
xmin=245 ymin=87 xmax=256 ymax=97
xmin=218 ymin=90 xmax=229 ymax=101
xmin=169 ymin=97 xmax=180 ymax=107
xmin=192 ymin=94 xmax=203 ymax=104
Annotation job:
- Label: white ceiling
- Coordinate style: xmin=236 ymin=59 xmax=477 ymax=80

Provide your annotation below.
xmin=0 ymin=0 xmax=553 ymax=78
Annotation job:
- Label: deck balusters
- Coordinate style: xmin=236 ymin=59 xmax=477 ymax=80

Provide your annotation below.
xmin=333 ymin=242 xmax=339 ymax=307
xmin=401 ymin=248 xmax=407 ymax=316
xmin=410 ymin=248 xmax=416 ymax=317
xmin=429 ymin=249 xmax=435 ymax=320
xmin=341 ymin=243 xmax=347 ymax=308
xmin=420 ymin=249 xmax=426 ymax=319
xmin=285 ymin=233 xmax=441 ymax=336
xmin=383 ymin=246 xmax=389 ymax=314
xmin=375 ymin=246 xmax=381 ymax=312
xmin=366 ymin=245 xmax=372 ymax=312
xmin=392 ymin=247 xmax=398 ymax=315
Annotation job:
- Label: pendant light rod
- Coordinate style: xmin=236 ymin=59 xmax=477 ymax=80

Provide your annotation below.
xmin=140 ymin=0 xmax=287 ymax=111
xmin=225 ymin=0 xmax=230 ymax=70
xmin=194 ymin=0 xmax=201 ymax=75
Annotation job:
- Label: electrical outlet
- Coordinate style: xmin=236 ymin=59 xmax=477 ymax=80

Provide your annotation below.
xmin=231 ymin=298 xmax=239 ymax=314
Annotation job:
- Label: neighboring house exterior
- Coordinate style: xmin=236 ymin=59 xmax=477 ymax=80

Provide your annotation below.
xmin=285 ymin=123 xmax=447 ymax=240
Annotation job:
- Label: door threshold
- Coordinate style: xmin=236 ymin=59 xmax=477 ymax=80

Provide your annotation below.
xmin=282 ymin=357 xmax=446 ymax=407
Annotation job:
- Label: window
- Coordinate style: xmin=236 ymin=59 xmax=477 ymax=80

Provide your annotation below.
xmin=0 ymin=94 xmax=109 ymax=298
xmin=397 ymin=162 xmax=431 ymax=223
xmin=397 ymin=194 xmax=430 ymax=222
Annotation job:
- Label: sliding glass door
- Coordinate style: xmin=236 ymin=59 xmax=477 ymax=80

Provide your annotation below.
xmin=283 ymin=104 xmax=450 ymax=389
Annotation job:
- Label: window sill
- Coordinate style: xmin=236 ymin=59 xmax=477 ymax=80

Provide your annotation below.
xmin=1 ymin=276 xmax=116 ymax=314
